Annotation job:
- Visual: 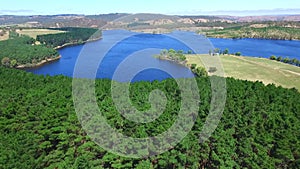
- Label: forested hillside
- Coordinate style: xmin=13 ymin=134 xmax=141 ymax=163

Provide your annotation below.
xmin=36 ymin=27 xmax=101 ymax=48
xmin=0 ymin=67 xmax=299 ymax=168
xmin=203 ymin=26 xmax=300 ymax=40
xmin=0 ymin=27 xmax=101 ymax=67
xmin=0 ymin=36 xmax=58 ymax=67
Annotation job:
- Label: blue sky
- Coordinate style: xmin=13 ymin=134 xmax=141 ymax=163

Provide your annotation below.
xmin=1 ymin=0 xmax=300 ymax=16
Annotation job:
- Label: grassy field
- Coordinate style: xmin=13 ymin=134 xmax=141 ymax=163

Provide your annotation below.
xmin=186 ymin=54 xmax=300 ymax=91
xmin=16 ymin=29 xmax=65 ymax=39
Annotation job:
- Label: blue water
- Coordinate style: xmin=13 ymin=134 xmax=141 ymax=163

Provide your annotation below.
xmin=27 ymin=30 xmax=300 ymax=82
xmin=27 ymin=30 xmax=202 ymax=82
xmin=210 ymin=38 xmax=300 ymax=60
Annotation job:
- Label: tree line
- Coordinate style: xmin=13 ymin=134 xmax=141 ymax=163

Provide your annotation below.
xmin=210 ymin=48 xmax=300 ymax=67
xmin=36 ymin=27 xmax=101 ymax=48
xmin=0 ymin=67 xmax=299 ymax=168
xmin=203 ymin=25 xmax=300 ymax=40
xmin=270 ymin=55 xmax=300 ymax=67
xmin=209 ymin=48 xmax=241 ymax=56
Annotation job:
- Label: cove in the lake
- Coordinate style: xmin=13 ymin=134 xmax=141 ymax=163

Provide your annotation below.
xmin=27 ymin=30 xmax=300 ymax=82
xmin=27 ymin=30 xmax=212 ymax=82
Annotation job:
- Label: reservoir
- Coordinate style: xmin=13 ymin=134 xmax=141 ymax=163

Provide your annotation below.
xmin=27 ymin=30 xmax=300 ymax=82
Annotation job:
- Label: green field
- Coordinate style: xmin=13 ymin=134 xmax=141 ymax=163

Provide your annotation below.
xmin=186 ymin=54 xmax=300 ymax=91
xmin=16 ymin=29 xmax=65 ymax=39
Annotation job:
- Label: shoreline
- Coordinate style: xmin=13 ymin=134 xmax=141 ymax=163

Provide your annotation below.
xmin=16 ymin=37 xmax=102 ymax=69
xmin=16 ymin=55 xmax=61 ymax=69
xmin=156 ymin=56 xmax=208 ymax=77
xmin=126 ymin=28 xmax=300 ymax=41
xmin=157 ymin=56 xmax=188 ymax=67
xmin=54 ymin=37 xmax=102 ymax=50
xmin=205 ymin=35 xmax=300 ymax=41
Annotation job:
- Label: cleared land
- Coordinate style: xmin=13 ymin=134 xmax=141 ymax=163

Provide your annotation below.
xmin=16 ymin=29 xmax=65 ymax=39
xmin=186 ymin=54 xmax=300 ymax=91
xmin=0 ymin=31 xmax=9 ymax=41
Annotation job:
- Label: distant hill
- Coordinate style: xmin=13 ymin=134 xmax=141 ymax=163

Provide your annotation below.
xmin=221 ymin=15 xmax=300 ymax=22
xmin=0 ymin=14 xmax=111 ymax=28
xmin=1 ymin=13 xmax=300 ymax=29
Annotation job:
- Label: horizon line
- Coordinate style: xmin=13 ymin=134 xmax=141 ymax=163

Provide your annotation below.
xmin=1 ymin=13 xmax=300 ymax=17
xmin=0 ymin=8 xmax=300 ymax=17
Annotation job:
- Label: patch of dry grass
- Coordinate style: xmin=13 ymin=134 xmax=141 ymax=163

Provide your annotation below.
xmin=186 ymin=54 xmax=300 ymax=91
xmin=0 ymin=31 xmax=9 ymax=41
xmin=16 ymin=29 xmax=65 ymax=39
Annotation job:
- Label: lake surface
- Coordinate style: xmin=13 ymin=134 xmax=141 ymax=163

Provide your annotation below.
xmin=27 ymin=30 xmax=211 ymax=82
xmin=27 ymin=30 xmax=300 ymax=81
xmin=210 ymin=38 xmax=300 ymax=60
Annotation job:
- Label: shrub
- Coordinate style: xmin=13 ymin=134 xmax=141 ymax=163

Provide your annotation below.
xmin=10 ymin=59 xmax=17 ymax=67
xmin=223 ymin=48 xmax=229 ymax=55
xmin=276 ymin=56 xmax=283 ymax=62
xmin=1 ymin=57 xmax=10 ymax=67
xmin=235 ymin=52 xmax=241 ymax=56
xmin=193 ymin=67 xmax=208 ymax=77
xmin=270 ymin=55 xmax=277 ymax=60
xmin=283 ymin=57 xmax=290 ymax=63
xmin=208 ymin=67 xmax=217 ymax=73
xmin=190 ymin=64 xmax=197 ymax=70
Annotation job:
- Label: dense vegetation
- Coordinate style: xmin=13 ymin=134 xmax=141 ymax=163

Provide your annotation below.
xmin=36 ymin=27 xmax=102 ymax=48
xmin=203 ymin=26 xmax=300 ymax=40
xmin=155 ymin=49 xmax=208 ymax=77
xmin=155 ymin=49 xmax=189 ymax=62
xmin=0 ymin=67 xmax=299 ymax=168
xmin=190 ymin=64 xmax=208 ymax=77
xmin=0 ymin=27 xmax=102 ymax=67
xmin=0 ymin=35 xmax=58 ymax=67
